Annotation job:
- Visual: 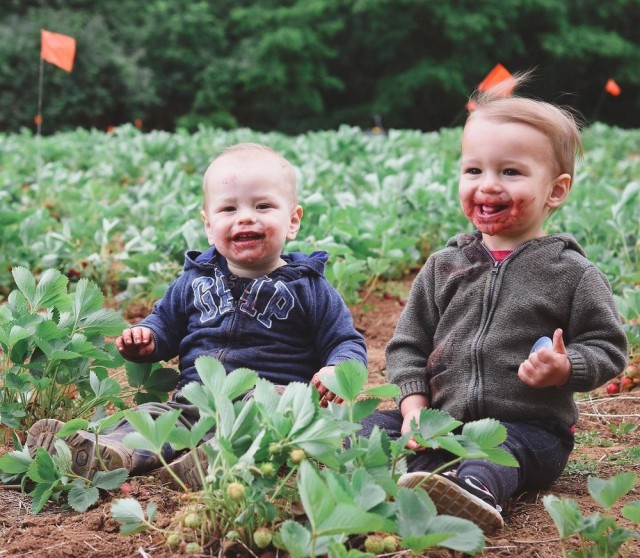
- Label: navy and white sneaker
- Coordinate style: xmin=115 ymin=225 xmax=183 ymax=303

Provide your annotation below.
xmin=398 ymin=471 xmax=504 ymax=534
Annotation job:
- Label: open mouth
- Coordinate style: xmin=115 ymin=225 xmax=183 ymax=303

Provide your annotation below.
xmin=232 ymin=231 xmax=264 ymax=242
xmin=477 ymin=203 xmax=510 ymax=218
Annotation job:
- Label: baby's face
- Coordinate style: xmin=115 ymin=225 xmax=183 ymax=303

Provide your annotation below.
xmin=458 ymin=115 xmax=571 ymax=250
xmin=201 ymin=151 xmax=302 ymax=278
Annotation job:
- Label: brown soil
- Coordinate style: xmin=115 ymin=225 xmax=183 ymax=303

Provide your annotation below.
xmin=1 ymin=275 xmax=639 ymax=558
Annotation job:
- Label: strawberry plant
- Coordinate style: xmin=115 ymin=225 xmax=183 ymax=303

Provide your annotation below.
xmin=0 ymin=267 xmax=179 ymax=441
xmin=110 ymin=357 xmax=517 ymax=556
xmin=543 ymin=472 xmax=640 ymax=557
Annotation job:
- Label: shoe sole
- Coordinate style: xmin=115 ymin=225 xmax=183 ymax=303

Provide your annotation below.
xmin=26 ymin=418 xmax=131 ymax=479
xmin=157 ymin=446 xmax=208 ymax=491
xmin=398 ymin=472 xmax=504 ymax=534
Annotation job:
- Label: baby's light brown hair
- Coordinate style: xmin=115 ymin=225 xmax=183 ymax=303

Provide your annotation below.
xmin=203 ymin=142 xmax=298 ymax=207
xmin=466 ymin=73 xmax=584 ymax=178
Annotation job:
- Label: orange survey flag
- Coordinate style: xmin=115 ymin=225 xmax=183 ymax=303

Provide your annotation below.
xmin=478 ymin=63 xmax=514 ymax=94
xmin=41 ymin=29 xmax=76 ymax=72
xmin=605 ymin=78 xmax=621 ymax=97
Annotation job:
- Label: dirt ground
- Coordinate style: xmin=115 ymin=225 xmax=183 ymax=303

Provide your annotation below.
xmin=1 ymin=276 xmax=639 ymax=558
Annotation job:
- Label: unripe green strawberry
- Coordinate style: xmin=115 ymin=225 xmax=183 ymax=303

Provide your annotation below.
xmin=226 ymin=481 xmax=245 ymax=501
xmin=383 ymin=535 xmax=398 ymax=552
xmin=289 ymin=449 xmax=306 ymax=464
xmin=166 ymin=533 xmax=181 ymax=549
xmin=185 ymin=542 xmax=201 ymax=554
xmin=260 ymin=462 xmax=276 ymax=477
xmin=253 ymin=527 xmax=273 ymax=549
xmin=364 ymin=535 xmax=385 ymax=555
xmin=268 ymin=442 xmax=282 ymax=455
xmin=184 ymin=512 xmax=202 ymax=529
xmin=225 ymin=530 xmax=241 ymax=541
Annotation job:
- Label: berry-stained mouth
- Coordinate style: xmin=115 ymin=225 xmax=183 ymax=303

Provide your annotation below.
xmin=477 ymin=203 xmax=509 ymax=216
xmin=232 ymin=231 xmax=264 ymax=241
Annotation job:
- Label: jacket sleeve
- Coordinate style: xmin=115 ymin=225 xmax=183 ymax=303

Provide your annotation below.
xmin=385 ymin=258 xmax=439 ymax=402
xmin=564 ymin=265 xmax=628 ymax=392
xmin=309 ymin=277 xmax=367 ymax=367
xmin=132 ymin=275 xmax=189 ymax=363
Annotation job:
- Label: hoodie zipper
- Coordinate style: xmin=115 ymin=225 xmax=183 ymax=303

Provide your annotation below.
xmin=468 ymin=242 xmax=527 ymax=418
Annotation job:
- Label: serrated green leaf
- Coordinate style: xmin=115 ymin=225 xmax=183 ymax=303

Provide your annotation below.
xmin=111 ymin=497 xmax=146 ymax=524
xmin=279 ymin=520 xmax=312 ymax=558
xmin=427 ymin=515 xmax=484 ymax=553
xmin=297 ymin=459 xmax=336 ymax=528
xmin=461 ymin=418 xmax=508 ymax=449
xmin=0 ymin=449 xmax=32 ymax=474
xmin=321 ymin=360 xmax=368 ymax=402
xmin=27 ymin=448 xmax=59 ymax=484
xmin=414 ymin=408 xmax=463 ymax=440
xmin=92 ymin=468 xmax=129 ymax=490
xmin=588 ymin=472 xmax=637 ymax=510
xmin=12 ymin=267 xmax=36 ymax=304
xmin=56 ymin=418 xmax=90 ymax=437
xmin=71 ymin=278 xmax=104 ymax=319
xmin=29 ymin=481 xmax=55 ymax=514
xmin=350 ymin=398 xmax=382 ymax=423
xmin=362 ymin=383 xmax=400 ymax=398
xmin=77 ymin=309 xmax=128 ymax=336
xmin=543 ymin=494 xmax=582 ymax=537
xmin=68 ymin=480 xmax=100 ymax=512
xmin=622 ymin=501 xmax=640 ymax=523
xmin=33 ymin=269 xmax=70 ymax=311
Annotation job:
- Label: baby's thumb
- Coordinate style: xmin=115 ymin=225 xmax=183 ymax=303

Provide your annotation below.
xmin=552 ymin=328 xmax=567 ymax=355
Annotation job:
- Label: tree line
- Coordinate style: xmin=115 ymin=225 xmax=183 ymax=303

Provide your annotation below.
xmin=1 ymin=0 xmax=639 ymax=135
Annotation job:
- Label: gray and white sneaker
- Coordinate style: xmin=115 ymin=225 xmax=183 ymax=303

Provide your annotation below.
xmin=26 ymin=418 xmax=138 ymax=479
xmin=398 ymin=471 xmax=504 ymax=534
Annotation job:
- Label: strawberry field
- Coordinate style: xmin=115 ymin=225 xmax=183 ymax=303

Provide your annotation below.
xmin=0 ymin=124 xmax=639 ymax=557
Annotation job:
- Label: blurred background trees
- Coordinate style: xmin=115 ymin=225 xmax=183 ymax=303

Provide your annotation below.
xmin=1 ymin=0 xmax=639 ymax=135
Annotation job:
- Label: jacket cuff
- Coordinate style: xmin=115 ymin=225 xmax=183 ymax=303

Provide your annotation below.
xmin=396 ymin=380 xmax=429 ymax=405
xmin=565 ymin=348 xmax=589 ymax=390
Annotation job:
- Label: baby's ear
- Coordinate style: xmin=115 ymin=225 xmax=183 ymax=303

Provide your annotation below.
xmin=287 ymin=205 xmax=303 ymax=240
xmin=201 ymin=209 xmax=215 ymax=246
xmin=547 ymin=173 xmax=572 ymax=210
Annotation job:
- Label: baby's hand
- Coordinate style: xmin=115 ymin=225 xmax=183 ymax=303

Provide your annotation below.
xmin=518 ymin=328 xmax=571 ymax=388
xmin=401 ymin=408 xmax=424 ymax=450
xmin=311 ymin=366 xmax=344 ymax=407
xmin=115 ymin=326 xmax=155 ymax=359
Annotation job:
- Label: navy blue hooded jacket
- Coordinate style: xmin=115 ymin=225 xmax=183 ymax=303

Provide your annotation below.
xmin=133 ymin=248 xmax=367 ymax=388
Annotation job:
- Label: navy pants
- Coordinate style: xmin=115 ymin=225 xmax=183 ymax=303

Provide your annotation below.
xmin=359 ymin=409 xmax=574 ymax=506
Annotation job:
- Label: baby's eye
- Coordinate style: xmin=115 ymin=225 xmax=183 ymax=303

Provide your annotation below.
xmin=256 ymin=203 xmax=272 ymax=210
xmin=464 ymin=167 xmax=481 ymax=175
xmin=503 ymin=168 xmax=521 ymax=176
xmin=220 ymin=206 xmax=235 ymax=212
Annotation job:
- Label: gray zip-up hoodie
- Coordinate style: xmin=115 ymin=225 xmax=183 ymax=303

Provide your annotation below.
xmin=386 ymin=232 xmax=628 ymax=428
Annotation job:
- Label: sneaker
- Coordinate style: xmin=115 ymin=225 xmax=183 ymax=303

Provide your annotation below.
xmin=156 ymin=445 xmax=209 ymax=491
xmin=398 ymin=471 xmax=504 ymax=534
xmin=26 ymin=418 xmax=136 ymax=479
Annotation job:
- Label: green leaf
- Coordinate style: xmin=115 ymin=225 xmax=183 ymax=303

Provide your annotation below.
xmin=12 ymin=267 xmax=36 ymax=305
xmin=92 ymin=468 xmax=129 ymax=491
xmin=351 ymin=398 xmax=382 ymax=423
xmin=27 ymin=448 xmax=60 ymax=484
xmin=362 ymin=384 xmax=400 ymax=399
xmin=29 ymin=481 xmax=55 ymax=514
xmin=9 ymin=325 xmax=33 ymax=347
xmin=396 ymin=487 xmax=438 ymax=538
xmin=0 ymin=449 xmax=32 ymax=475
xmin=77 ymin=309 xmax=128 ymax=336
xmin=71 ymin=278 xmax=104 ymax=318
xmin=68 ymin=480 xmax=100 ymax=512
xmin=111 ymin=497 xmax=150 ymax=534
xmin=331 ymin=360 xmax=369 ymax=402
xmin=297 ymin=459 xmax=337 ymax=529
xmin=33 ymin=269 xmax=70 ymax=311
xmin=414 ymin=408 xmax=463 ymax=440
xmin=56 ymin=418 xmax=90 ymax=437
xmin=279 ymin=520 xmax=312 ymax=558
xmin=316 ymin=503 xmax=390 ymax=536
xmin=543 ymin=495 xmax=582 ymax=537
xmin=461 ymin=418 xmax=508 ymax=449
xmin=588 ymin=472 xmax=637 ymax=510
xmin=622 ymin=501 xmax=640 ymax=524
xmin=427 ymin=515 xmax=484 ymax=553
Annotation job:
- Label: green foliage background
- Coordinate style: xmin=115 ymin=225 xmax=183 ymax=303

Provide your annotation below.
xmin=1 ymin=0 xmax=639 ymax=134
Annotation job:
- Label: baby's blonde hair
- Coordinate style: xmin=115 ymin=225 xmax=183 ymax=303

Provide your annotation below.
xmin=203 ymin=142 xmax=298 ymax=206
xmin=467 ymin=73 xmax=584 ymax=177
